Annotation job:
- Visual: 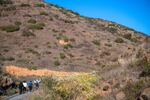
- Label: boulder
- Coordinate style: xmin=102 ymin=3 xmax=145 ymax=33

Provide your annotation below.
xmin=116 ymin=91 xmax=125 ymax=100
xmin=140 ymin=87 xmax=150 ymax=100
xmin=0 ymin=75 xmax=13 ymax=88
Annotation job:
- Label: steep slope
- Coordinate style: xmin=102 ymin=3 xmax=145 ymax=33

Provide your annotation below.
xmin=0 ymin=0 xmax=148 ymax=72
xmin=0 ymin=0 xmax=150 ymax=99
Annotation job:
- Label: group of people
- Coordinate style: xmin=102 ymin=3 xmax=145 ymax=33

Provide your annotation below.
xmin=18 ymin=79 xmax=41 ymax=94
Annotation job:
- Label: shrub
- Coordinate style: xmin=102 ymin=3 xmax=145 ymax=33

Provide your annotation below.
xmin=22 ymin=30 xmax=35 ymax=37
xmin=63 ymin=44 xmax=73 ymax=49
xmin=49 ymin=17 xmax=53 ymax=21
xmin=42 ymin=74 xmax=99 ymax=100
xmin=0 ymin=56 xmax=15 ymax=61
xmin=101 ymin=51 xmax=111 ymax=56
xmin=52 ymin=29 xmax=58 ymax=33
xmin=28 ymin=66 xmax=38 ymax=70
xmin=115 ymin=37 xmax=124 ymax=43
xmin=123 ymin=78 xmax=150 ymax=100
xmin=60 ymin=53 xmax=66 ymax=59
xmin=40 ymin=11 xmax=48 ymax=16
xmin=20 ymin=3 xmax=30 ymax=7
xmin=70 ymin=38 xmax=75 ymax=42
xmin=16 ymin=59 xmax=31 ymax=67
xmin=14 ymin=21 xmax=22 ymax=26
xmin=107 ymin=27 xmax=117 ymax=34
xmin=0 ymin=25 xmax=20 ymax=32
xmin=123 ymin=34 xmax=138 ymax=42
xmin=35 ymin=3 xmax=45 ymax=7
xmin=92 ymin=40 xmax=100 ymax=46
xmin=54 ymin=60 xmax=60 ymax=66
xmin=2 ymin=5 xmax=16 ymax=11
xmin=137 ymin=57 xmax=150 ymax=77
xmin=28 ymin=19 xmax=36 ymax=24
xmin=26 ymin=48 xmax=40 ymax=55
xmin=28 ymin=23 xmax=45 ymax=30
xmin=56 ymin=35 xmax=69 ymax=42
xmin=0 ymin=0 xmax=12 ymax=5
xmin=123 ymin=33 xmax=132 ymax=40
xmin=131 ymin=37 xmax=138 ymax=43
xmin=105 ymin=43 xmax=112 ymax=47
xmin=38 ymin=23 xmax=45 ymax=27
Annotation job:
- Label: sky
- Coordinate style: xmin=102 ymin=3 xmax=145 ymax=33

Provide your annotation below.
xmin=44 ymin=0 xmax=150 ymax=36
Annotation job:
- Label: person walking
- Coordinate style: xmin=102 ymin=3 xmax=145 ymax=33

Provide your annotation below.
xmin=34 ymin=79 xmax=39 ymax=89
xmin=23 ymin=81 xmax=27 ymax=93
xmin=18 ymin=82 xmax=23 ymax=94
xmin=27 ymin=81 xmax=33 ymax=92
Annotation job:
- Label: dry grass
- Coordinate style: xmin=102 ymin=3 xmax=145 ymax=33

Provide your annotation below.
xmin=4 ymin=65 xmax=87 ymax=77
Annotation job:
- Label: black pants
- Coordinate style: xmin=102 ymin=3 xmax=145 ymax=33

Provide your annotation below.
xmin=29 ymin=86 xmax=32 ymax=92
xmin=23 ymin=87 xmax=26 ymax=93
xmin=19 ymin=88 xmax=23 ymax=94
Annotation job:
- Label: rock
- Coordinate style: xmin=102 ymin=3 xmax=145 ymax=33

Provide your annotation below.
xmin=0 ymin=75 xmax=13 ymax=88
xmin=116 ymin=91 xmax=125 ymax=100
xmin=140 ymin=87 xmax=150 ymax=100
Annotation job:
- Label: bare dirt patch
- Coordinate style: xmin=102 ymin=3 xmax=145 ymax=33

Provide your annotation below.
xmin=4 ymin=65 xmax=87 ymax=77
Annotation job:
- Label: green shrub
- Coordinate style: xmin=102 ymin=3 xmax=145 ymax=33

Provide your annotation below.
xmin=123 ymin=78 xmax=150 ymax=100
xmin=28 ymin=66 xmax=38 ymax=70
xmin=16 ymin=59 xmax=31 ymax=67
xmin=92 ymin=40 xmax=100 ymax=46
xmin=40 ymin=11 xmax=48 ymax=16
xmin=38 ymin=23 xmax=45 ymax=27
xmin=0 ymin=56 xmax=15 ymax=61
xmin=107 ymin=27 xmax=117 ymax=34
xmin=60 ymin=53 xmax=66 ymax=59
xmin=35 ymin=3 xmax=45 ymax=7
xmin=63 ymin=44 xmax=73 ymax=49
xmin=70 ymin=38 xmax=75 ymax=42
xmin=123 ymin=33 xmax=132 ymax=40
xmin=63 ymin=36 xmax=69 ymax=42
xmin=131 ymin=37 xmax=138 ymax=43
xmin=14 ymin=21 xmax=22 ymax=26
xmin=20 ymin=3 xmax=30 ymax=7
xmin=105 ymin=43 xmax=112 ymax=47
xmin=28 ymin=23 xmax=45 ymax=30
xmin=49 ymin=17 xmax=53 ymax=21
xmin=115 ymin=37 xmax=124 ymax=43
xmin=0 ymin=0 xmax=12 ymax=5
xmin=0 ymin=25 xmax=20 ymax=32
xmin=123 ymin=34 xmax=138 ymax=42
xmin=56 ymin=34 xmax=69 ymax=42
xmin=28 ymin=19 xmax=36 ymax=24
xmin=52 ymin=29 xmax=58 ymax=33
xmin=22 ymin=30 xmax=35 ymax=37
xmin=26 ymin=48 xmax=40 ymax=55
xmin=101 ymin=51 xmax=111 ymax=56
xmin=138 ymin=57 xmax=150 ymax=77
xmin=42 ymin=74 xmax=99 ymax=100
xmin=54 ymin=60 xmax=60 ymax=66
xmin=2 ymin=5 xmax=16 ymax=11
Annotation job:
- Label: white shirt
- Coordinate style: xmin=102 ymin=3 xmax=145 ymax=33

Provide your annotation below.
xmin=23 ymin=82 xmax=27 ymax=87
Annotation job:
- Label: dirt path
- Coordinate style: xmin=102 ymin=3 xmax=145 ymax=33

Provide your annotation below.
xmin=4 ymin=91 xmax=33 ymax=100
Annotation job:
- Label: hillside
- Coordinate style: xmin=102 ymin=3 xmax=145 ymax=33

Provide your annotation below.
xmin=0 ymin=0 xmax=150 ymax=99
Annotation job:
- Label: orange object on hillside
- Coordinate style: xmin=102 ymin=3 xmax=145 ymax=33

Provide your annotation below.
xmin=4 ymin=65 xmax=86 ymax=77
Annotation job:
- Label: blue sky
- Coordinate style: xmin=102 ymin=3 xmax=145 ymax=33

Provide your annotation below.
xmin=44 ymin=0 xmax=150 ymax=36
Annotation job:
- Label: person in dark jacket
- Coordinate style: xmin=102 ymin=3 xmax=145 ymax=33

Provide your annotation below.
xmin=27 ymin=81 xmax=33 ymax=92
xmin=18 ymin=82 xmax=23 ymax=94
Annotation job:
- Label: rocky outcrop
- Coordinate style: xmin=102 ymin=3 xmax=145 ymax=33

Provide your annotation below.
xmin=116 ymin=91 xmax=125 ymax=100
xmin=0 ymin=75 xmax=13 ymax=88
xmin=137 ymin=87 xmax=150 ymax=100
